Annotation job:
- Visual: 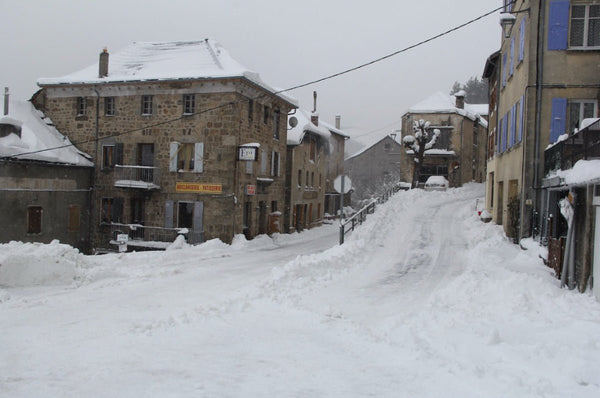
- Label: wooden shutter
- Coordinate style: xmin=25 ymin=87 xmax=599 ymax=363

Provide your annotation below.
xmin=165 ymin=200 xmax=174 ymax=228
xmin=519 ymin=18 xmax=526 ymax=61
xmin=519 ymin=95 xmax=525 ymax=142
xmin=193 ymin=142 xmax=204 ymax=173
xmin=509 ymin=38 xmax=515 ymax=76
xmin=548 ymin=1 xmax=570 ymax=50
xmin=551 ymin=98 xmax=567 ymax=143
xmin=169 ymin=142 xmax=178 ymax=172
xmin=114 ymin=143 xmax=123 ymax=166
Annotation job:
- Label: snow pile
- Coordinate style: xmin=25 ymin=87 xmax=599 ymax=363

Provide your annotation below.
xmin=554 ymin=159 xmax=600 ymax=185
xmin=0 ymin=240 xmax=89 ymax=287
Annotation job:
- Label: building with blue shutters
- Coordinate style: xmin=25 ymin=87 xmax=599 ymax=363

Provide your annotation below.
xmin=484 ymin=0 xmax=600 ymax=293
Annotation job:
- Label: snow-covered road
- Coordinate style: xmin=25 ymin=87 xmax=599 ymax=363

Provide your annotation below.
xmin=2 ymin=184 xmax=599 ymax=397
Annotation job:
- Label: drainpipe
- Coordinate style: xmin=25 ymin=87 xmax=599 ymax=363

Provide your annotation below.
xmin=529 ymin=0 xmax=546 ymax=241
xmin=90 ymin=86 xmax=100 ymax=252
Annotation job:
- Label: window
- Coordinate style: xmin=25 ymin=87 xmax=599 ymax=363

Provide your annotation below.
xmin=568 ymin=99 xmax=597 ymax=132
xmin=183 ymin=94 xmax=195 ymax=114
xmin=68 ymin=205 xmax=80 ymax=232
xmin=248 ymin=99 xmax=254 ymax=120
xmin=27 ymin=206 xmax=42 ymax=234
xmin=570 ymin=4 xmax=600 ymax=48
xmin=102 ymin=143 xmax=123 ymax=168
xmin=273 ymin=109 xmax=280 ymax=139
xmin=270 ymin=151 xmax=280 ymax=176
xmin=298 ymin=169 xmax=302 ymax=186
xmin=246 ymin=160 xmax=253 ymax=174
xmin=311 ymin=172 xmax=314 ymax=187
xmin=271 ymin=201 xmax=278 ymax=213
xmin=141 ymin=95 xmax=153 ymax=115
xmin=306 ymin=171 xmax=309 ymax=187
xmin=101 ymin=198 xmax=123 ymax=223
xmin=509 ymin=38 xmax=515 ymax=77
xmin=384 ymin=143 xmax=391 ymax=150
xmin=263 ymin=105 xmax=270 ymax=124
xmin=169 ymin=142 xmax=204 ymax=172
xmin=77 ymin=97 xmax=86 ymax=116
xmin=504 ymin=0 xmax=513 ymax=12
xmin=260 ymin=150 xmax=267 ymax=174
xmin=309 ymin=136 xmax=316 ymax=161
xmin=104 ymin=97 xmax=115 ymax=116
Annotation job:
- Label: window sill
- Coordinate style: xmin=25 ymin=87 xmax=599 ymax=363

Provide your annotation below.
xmin=567 ymin=47 xmax=600 ymax=52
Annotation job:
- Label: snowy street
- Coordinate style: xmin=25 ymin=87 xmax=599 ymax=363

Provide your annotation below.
xmin=1 ymin=184 xmax=600 ymax=397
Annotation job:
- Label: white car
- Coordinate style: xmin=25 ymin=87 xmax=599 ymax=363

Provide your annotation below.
xmin=424 ymin=176 xmax=449 ymax=191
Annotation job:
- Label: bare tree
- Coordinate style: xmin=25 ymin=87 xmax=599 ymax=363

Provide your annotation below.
xmin=402 ymin=119 xmax=440 ymax=188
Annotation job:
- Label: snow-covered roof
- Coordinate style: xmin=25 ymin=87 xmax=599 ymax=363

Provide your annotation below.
xmin=287 ymin=109 xmax=331 ymax=146
xmin=407 ymin=91 xmax=488 ymax=128
xmin=320 ymin=119 xmax=349 ymax=138
xmin=0 ymin=100 xmax=93 ymax=166
xmin=345 ymin=135 xmax=402 ymax=160
xmin=37 ymin=39 xmax=297 ymax=106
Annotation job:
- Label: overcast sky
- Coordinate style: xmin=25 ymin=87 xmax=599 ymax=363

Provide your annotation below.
xmin=0 ymin=0 xmax=501 ymax=145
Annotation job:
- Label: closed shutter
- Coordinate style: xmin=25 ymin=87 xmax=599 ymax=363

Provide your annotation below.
xmin=519 ymin=95 xmax=525 ymax=142
xmin=114 ymin=143 xmax=123 ymax=166
xmin=519 ymin=18 xmax=526 ymax=61
xmin=502 ymin=52 xmax=507 ymax=87
xmin=271 ymin=151 xmax=275 ymax=176
xmin=192 ymin=201 xmax=204 ymax=243
xmin=551 ymin=98 xmax=567 ymax=143
xmin=510 ymin=38 xmax=515 ymax=76
xmin=194 ymin=142 xmax=204 ymax=173
xmin=502 ymin=114 xmax=508 ymax=152
xmin=548 ymin=1 xmax=570 ymax=50
xmin=260 ymin=150 xmax=267 ymax=174
xmin=497 ymin=117 xmax=503 ymax=153
xmin=165 ymin=200 xmax=174 ymax=228
xmin=277 ymin=152 xmax=281 ymax=176
xmin=169 ymin=142 xmax=178 ymax=172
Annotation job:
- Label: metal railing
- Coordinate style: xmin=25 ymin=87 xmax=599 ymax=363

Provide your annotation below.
xmin=113 ymin=165 xmax=161 ymax=189
xmin=339 ymin=185 xmax=399 ymax=244
xmin=107 ymin=223 xmax=204 ymax=249
xmin=544 ymin=124 xmax=600 ymax=175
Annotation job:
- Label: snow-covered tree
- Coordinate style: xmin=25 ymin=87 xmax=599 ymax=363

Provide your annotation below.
xmin=403 ymin=119 xmax=440 ymax=188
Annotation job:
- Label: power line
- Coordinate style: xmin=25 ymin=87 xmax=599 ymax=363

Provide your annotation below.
xmin=2 ymin=2 xmax=506 ymax=160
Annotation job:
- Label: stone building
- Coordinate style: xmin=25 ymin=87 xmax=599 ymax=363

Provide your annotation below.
xmin=322 ymin=115 xmax=349 ymax=218
xmin=0 ymin=97 xmax=93 ymax=253
xmin=400 ymin=91 xmax=488 ymax=188
xmin=285 ymin=109 xmax=330 ymax=232
xmin=34 ymin=40 xmax=296 ymax=249
xmin=344 ymin=135 xmax=403 ymax=206
xmin=484 ymin=0 xmax=600 ymax=295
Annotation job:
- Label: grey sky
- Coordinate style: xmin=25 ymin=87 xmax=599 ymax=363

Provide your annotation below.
xmin=0 ymin=0 xmax=501 ymax=144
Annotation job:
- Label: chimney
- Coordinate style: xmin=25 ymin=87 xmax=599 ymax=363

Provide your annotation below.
xmin=335 ymin=115 xmax=341 ymax=129
xmin=454 ymin=90 xmax=466 ymax=109
xmin=311 ymin=91 xmax=319 ymax=126
xmin=3 ymin=87 xmax=8 ymax=116
xmin=99 ymin=47 xmax=109 ymax=78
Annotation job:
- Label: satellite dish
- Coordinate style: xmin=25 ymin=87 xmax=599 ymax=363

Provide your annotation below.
xmin=289 ymin=116 xmax=298 ymax=128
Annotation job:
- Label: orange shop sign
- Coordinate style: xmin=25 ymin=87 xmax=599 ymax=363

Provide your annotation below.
xmin=175 ymin=182 xmax=222 ymax=194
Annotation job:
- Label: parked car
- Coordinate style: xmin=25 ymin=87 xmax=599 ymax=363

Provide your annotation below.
xmin=424 ymin=176 xmax=449 ymax=191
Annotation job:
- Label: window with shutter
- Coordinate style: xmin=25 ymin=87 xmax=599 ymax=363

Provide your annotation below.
xmin=519 ymin=18 xmax=526 ymax=62
xmin=502 ymin=52 xmax=507 ymax=87
xmin=509 ymin=38 xmax=515 ymax=77
xmin=519 ymin=95 xmax=525 ymax=142
xmin=570 ymin=4 xmax=600 ymax=48
xmin=548 ymin=1 xmax=570 ymax=50
xmin=551 ymin=98 xmax=568 ymax=143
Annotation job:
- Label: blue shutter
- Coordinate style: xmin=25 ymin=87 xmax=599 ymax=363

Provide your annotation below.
xmin=551 ymin=98 xmax=567 ymax=143
xmin=519 ymin=95 xmax=525 ymax=142
xmin=497 ymin=117 xmax=503 ymax=153
xmin=510 ymin=38 xmax=515 ymax=76
xmin=519 ymin=18 xmax=526 ymax=61
xmin=502 ymin=52 xmax=507 ymax=87
xmin=502 ymin=114 xmax=508 ymax=152
xmin=548 ymin=1 xmax=570 ymax=50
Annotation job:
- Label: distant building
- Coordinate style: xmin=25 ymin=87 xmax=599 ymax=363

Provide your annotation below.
xmin=34 ymin=40 xmax=296 ymax=250
xmin=0 ymin=97 xmax=93 ymax=253
xmin=344 ymin=135 xmax=403 ymax=206
xmin=400 ymin=91 xmax=488 ymax=187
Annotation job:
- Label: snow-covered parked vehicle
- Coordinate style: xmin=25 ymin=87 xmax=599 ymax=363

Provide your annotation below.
xmin=424 ymin=176 xmax=449 ymax=191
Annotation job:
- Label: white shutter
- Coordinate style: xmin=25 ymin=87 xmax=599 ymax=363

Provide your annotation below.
xmin=169 ymin=142 xmax=179 ymax=172
xmin=194 ymin=142 xmax=204 ymax=173
xmin=277 ymin=152 xmax=281 ymax=176
xmin=261 ymin=150 xmax=267 ymax=174
xmin=270 ymin=151 xmax=275 ymax=176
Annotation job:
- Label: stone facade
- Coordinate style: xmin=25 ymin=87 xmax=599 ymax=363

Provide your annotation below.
xmin=0 ymin=160 xmax=92 ymax=253
xmin=345 ymin=135 xmax=403 ymax=205
xmin=401 ymin=104 xmax=487 ymax=188
xmin=323 ymin=123 xmax=347 ymax=217
xmin=33 ymin=79 xmax=294 ymax=248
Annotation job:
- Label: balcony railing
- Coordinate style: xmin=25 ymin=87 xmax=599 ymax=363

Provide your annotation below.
xmin=113 ymin=165 xmax=160 ymax=190
xmin=544 ymin=122 xmax=600 ymax=176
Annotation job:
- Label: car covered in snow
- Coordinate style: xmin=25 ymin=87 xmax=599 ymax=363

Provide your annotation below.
xmin=424 ymin=176 xmax=449 ymax=191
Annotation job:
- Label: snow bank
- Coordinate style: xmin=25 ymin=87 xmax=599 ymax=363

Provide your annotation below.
xmin=0 ymin=240 xmax=89 ymax=287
